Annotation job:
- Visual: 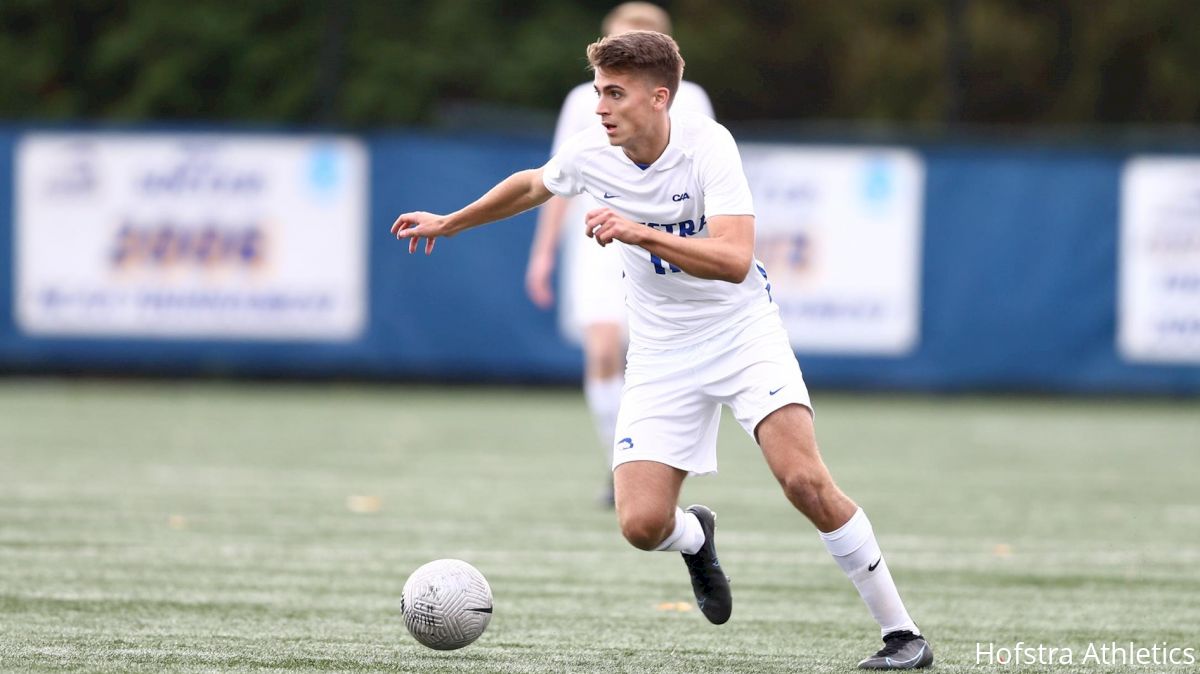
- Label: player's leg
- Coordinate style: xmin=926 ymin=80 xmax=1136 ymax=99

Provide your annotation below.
xmin=753 ymin=404 xmax=855 ymax=530
xmin=612 ymin=351 xmax=731 ymax=624
xmin=583 ymin=320 xmax=625 ymax=506
xmin=755 ymin=405 xmax=931 ymax=669
xmin=568 ymin=215 xmax=627 ymax=507
xmin=613 ymin=460 xmax=732 ymax=625
xmin=612 ymin=459 xmax=687 ymax=550
xmin=716 ymin=329 xmax=931 ymax=668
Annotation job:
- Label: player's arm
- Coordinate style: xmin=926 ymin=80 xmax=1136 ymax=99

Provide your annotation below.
xmin=391 ymin=168 xmax=553 ymax=255
xmin=586 ymin=209 xmax=754 ymax=284
xmin=525 ymin=196 xmax=569 ymax=308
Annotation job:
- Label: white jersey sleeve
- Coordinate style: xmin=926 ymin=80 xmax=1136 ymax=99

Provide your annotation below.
xmin=541 ymin=133 xmax=591 ymax=198
xmin=696 ymin=122 xmax=754 ymax=217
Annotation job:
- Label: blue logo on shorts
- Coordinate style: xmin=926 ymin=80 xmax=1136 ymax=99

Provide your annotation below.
xmin=616 ymin=437 xmax=634 ymax=451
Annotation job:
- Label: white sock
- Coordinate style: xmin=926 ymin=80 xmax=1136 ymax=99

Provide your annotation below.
xmin=654 ymin=507 xmax=705 ymax=554
xmin=820 ymin=508 xmax=919 ymax=636
xmin=584 ymin=374 xmax=623 ymax=467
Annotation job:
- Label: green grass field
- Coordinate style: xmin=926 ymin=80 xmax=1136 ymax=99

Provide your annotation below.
xmin=1 ymin=379 xmax=1197 ymax=673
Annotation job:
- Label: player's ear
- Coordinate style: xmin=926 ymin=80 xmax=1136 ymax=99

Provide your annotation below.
xmin=653 ymin=86 xmax=670 ymax=110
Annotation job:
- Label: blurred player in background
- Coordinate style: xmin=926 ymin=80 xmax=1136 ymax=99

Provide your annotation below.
xmin=392 ymin=30 xmax=932 ymax=671
xmin=525 ymin=2 xmax=714 ymax=507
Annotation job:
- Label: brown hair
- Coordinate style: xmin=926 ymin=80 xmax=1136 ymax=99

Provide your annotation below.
xmin=602 ymin=2 xmax=672 ymax=36
xmin=587 ymin=30 xmax=684 ymax=104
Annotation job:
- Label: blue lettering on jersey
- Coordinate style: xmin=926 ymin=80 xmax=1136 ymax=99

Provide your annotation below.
xmin=642 ymin=217 xmax=703 ymax=274
xmin=672 ymin=192 xmax=690 ymax=202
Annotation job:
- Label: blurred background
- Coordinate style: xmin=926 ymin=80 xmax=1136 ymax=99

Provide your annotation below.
xmin=1 ymin=0 xmax=1199 ymax=393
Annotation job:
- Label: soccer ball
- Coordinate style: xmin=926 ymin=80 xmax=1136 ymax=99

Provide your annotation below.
xmin=401 ymin=559 xmax=493 ymax=650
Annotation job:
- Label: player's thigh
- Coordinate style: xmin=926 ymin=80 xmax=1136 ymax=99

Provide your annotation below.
xmin=613 ymin=460 xmax=686 ymax=528
xmin=755 ymin=402 xmax=826 ymax=480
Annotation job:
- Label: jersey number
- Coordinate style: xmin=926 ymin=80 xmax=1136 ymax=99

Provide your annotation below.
xmin=650 ymin=254 xmax=681 ymax=274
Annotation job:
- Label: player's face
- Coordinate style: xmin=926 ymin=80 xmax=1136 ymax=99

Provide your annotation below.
xmin=593 ymin=67 xmax=668 ymax=149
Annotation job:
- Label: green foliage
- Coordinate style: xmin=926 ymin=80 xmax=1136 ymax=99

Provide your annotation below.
xmin=1 ymin=0 xmax=1198 ymax=127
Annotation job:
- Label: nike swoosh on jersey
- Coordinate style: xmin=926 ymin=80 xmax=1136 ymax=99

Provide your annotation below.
xmin=603 ymin=191 xmax=621 ymax=199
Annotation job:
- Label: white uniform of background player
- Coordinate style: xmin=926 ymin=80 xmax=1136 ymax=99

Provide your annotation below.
xmin=526 ymin=3 xmax=712 ymax=504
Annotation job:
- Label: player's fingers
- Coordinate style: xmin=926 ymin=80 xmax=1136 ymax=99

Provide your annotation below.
xmin=408 ymin=236 xmax=418 ymax=254
xmin=585 ymin=207 xmax=610 ymax=229
xmin=391 ymin=213 xmax=415 ymax=236
xmin=425 ymin=237 xmax=436 ymax=255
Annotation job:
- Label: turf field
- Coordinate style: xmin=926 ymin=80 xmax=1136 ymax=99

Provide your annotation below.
xmin=0 ymin=379 xmax=1197 ymax=673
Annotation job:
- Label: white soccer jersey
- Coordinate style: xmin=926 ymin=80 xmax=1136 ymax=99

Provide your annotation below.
xmin=543 ymin=111 xmax=779 ymax=349
xmin=550 ymin=81 xmax=715 ymax=342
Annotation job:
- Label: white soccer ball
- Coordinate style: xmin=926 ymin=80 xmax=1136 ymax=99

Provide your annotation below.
xmin=401 ymin=559 xmax=493 ymax=650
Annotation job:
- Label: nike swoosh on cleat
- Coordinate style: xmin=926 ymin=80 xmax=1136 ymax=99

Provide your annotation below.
xmin=868 ymin=557 xmax=882 ymax=572
xmin=886 ymin=643 xmax=926 ymax=667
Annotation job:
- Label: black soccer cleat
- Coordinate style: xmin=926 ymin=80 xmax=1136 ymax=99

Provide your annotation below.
xmin=858 ymin=630 xmax=934 ymax=670
xmin=681 ymin=504 xmax=732 ymax=625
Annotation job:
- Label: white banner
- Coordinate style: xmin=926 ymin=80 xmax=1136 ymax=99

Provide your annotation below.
xmin=1119 ymin=157 xmax=1200 ymax=363
xmin=741 ymin=144 xmax=924 ymax=354
xmin=15 ymin=133 xmax=367 ymax=340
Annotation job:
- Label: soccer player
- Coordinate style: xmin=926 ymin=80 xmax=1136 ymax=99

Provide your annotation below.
xmin=525 ymin=2 xmax=714 ymax=508
xmin=392 ymin=31 xmax=934 ymax=670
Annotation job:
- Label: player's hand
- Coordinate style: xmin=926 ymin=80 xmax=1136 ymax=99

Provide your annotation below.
xmin=585 ymin=207 xmax=642 ymax=247
xmin=525 ymin=249 xmax=555 ymax=309
xmin=391 ymin=211 xmax=450 ymax=255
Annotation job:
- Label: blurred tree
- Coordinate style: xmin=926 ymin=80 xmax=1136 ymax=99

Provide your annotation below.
xmin=0 ymin=0 xmax=1198 ymax=129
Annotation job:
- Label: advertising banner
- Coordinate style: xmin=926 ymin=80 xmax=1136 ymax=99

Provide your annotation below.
xmin=740 ymin=145 xmax=924 ymax=355
xmin=15 ymin=133 xmax=367 ymax=340
xmin=1119 ymin=157 xmax=1200 ymax=363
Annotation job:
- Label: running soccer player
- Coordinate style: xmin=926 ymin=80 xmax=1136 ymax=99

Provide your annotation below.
xmin=525 ymin=2 xmax=714 ymax=507
xmin=391 ymin=30 xmax=933 ymax=670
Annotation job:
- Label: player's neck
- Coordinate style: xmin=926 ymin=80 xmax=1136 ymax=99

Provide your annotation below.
xmin=621 ymin=116 xmax=671 ymax=167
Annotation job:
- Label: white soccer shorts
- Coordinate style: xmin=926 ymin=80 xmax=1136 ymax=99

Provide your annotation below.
xmin=611 ymin=321 xmax=812 ymax=475
xmin=557 ymin=199 xmax=627 ymax=344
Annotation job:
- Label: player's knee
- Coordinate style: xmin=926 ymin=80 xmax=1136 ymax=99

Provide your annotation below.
xmin=584 ymin=324 xmax=625 ymax=378
xmin=585 ymin=344 xmax=623 ymax=379
xmin=779 ymin=470 xmax=835 ymax=515
xmin=619 ymin=512 xmax=671 ymax=551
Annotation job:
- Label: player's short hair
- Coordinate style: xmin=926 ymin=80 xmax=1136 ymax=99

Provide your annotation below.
xmin=602 ymin=2 xmax=672 ymax=36
xmin=587 ymin=30 xmax=684 ymax=105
